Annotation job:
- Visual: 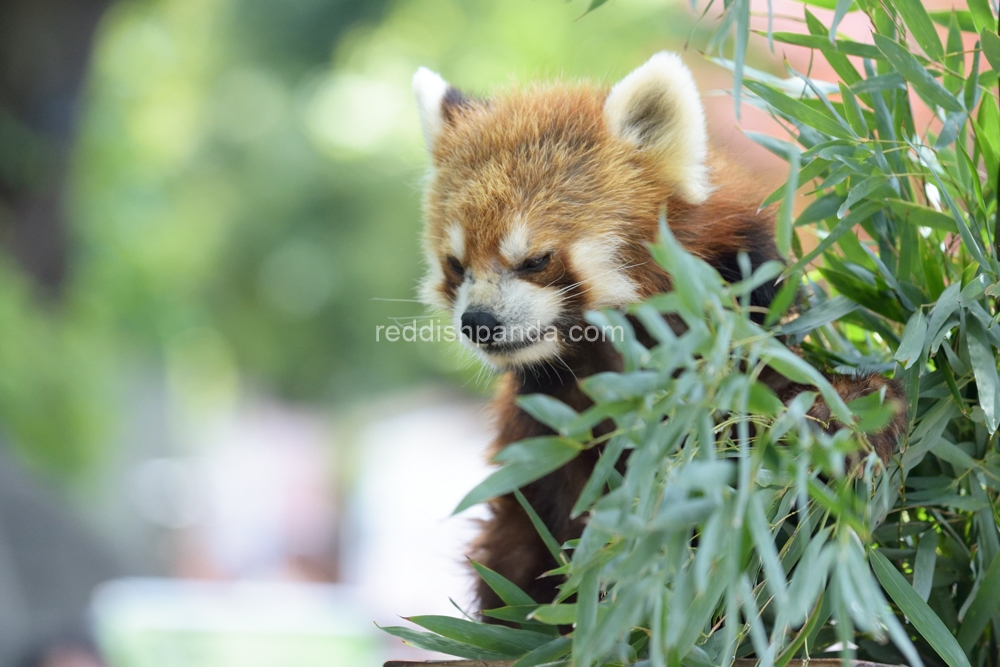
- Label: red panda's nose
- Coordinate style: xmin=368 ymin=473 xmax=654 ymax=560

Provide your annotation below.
xmin=461 ymin=311 xmax=501 ymax=344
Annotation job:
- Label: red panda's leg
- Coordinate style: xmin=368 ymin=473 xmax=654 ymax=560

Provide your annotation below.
xmin=468 ymin=453 xmax=596 ymax=617
xmin=772 ymin=371 xmax=907 ymax=466
xmin=820 ymin=372 xmax=907 ymax=465
xmin=469 ymin=494 xmax=559 ymax=616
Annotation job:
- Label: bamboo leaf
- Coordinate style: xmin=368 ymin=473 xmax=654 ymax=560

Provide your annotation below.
xmin=956 ymin=553 xmax=1000 ymax=650
xmin=873 ymin=34 xmax=964 ymax=112
xmin=982 ymin=29 xmax=1000 ymax=73
xmin=761 ymin=157 xmax=831 ymax=208
xmin=967 ymin=0 xmax=997 ymax=34
xmin=870 ymin=550 xmax=972 ymax=667
xmin=788 ymin=200 xmax=885 ymax=274
xmin=847 ymin=390 xmax=898 ymax=432
xmin=776 ymin=144 xmax=800 ymax=258
xmin=973 ymin=98 xmax=1000 ymax=181
xmin=895 ymin=309 xmax=927 ymax=369
xmin=481 ymin=605 xmax=544 ymax=626
xmin=796 ymin=193 xmax=843 ymax=226
xmin=768 ymin=32 xmax=882 ymax=58
xmin=964 ymin=46 xmax=981 ymax=112
xmin=516 ymin=394 xmax=585 ymax=439
xmin=780 ymin=295 xmax=858 ymax=335
xmin=406 ymin=615 xmax=552 ymax=656
xmin=786 ymin=0 xmax=857 ymax=9
xmin=471 ymin=561 xmax=538 ymax=608
xmin=581 ymin=0 xmax=609 ymax=16
xmin=511 ymin=636 xmax=572 ymax=667
xmin=380 ymin=625 xmax=513 ymax=660
xmin=895 ymin=0 xmax=945 ymax=61
xmin=572 ymin=434 xmax=627 ymax=518
xmin=819 ymin=266 xmax=906 ymax=322
xmin=829 ymin=0 xmax=855 ymax=44
xmin=748 ymin=493 xmax=789 ymax=607
xmin=923 ymin=158 xmax=992 ymax=273
xmin=836 ymin=175 xmax=890 ymax=219
xmin=913 ymin=530 xmax=938 ymax=601
xmin=515 ymin=489 xmax=568 ymax=565
xmin=454 ymin=437 xmax=582 ymax=514
xmin=851 ymin=72 xmax=907 ymax=94
xmin=838 ymin=82 xmax=868 ymax=136
xmin=745 ymin=81 xmax=856 ymax=139
xmin=764 ymin=271 xmax=802 ymax=327
xmin=805 ymin=10 xmax=863 ymax=85
xmin=887 ymin=199 xmax=958 ymax=233
xmin=966 ymin=317 xmax=1000 ymax=433
xmin=929 ymin=9 xmax=979 ymax=33
xmin=733 ymin=0 xmax=750 ymax=120
xmin=529 ymin=604 xmax=579 ymax=626
xmin=743 ymin=130 xmax=798 ymax=160
xmin=932 ymin=440 xmax=978 ymax=472
xmin=943 ymin=13 xmax=965 ymax=92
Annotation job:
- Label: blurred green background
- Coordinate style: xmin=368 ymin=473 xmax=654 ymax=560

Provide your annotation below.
xmin=1 ymin=0 xmax=730 ymax=479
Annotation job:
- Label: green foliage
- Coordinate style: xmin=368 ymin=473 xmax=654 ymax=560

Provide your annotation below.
xmin=0 ymin=260 xmax=115 ymax=475
xmin=74 ymin=0 xmax=406 ymax=402
xmin=387 ymin=0 xmax=1000 ymax=664
xmin=0 ymin=0 xmax=393 ymax=475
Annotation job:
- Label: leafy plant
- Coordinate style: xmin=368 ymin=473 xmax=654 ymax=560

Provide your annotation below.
xmin=385 ymin=0 xmax=1000 ymax=664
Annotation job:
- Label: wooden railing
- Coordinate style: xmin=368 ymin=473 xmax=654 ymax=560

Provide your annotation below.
xmin=385 ymin=660 xmax=906 ymax=667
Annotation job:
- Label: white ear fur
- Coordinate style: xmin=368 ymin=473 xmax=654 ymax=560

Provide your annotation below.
xmin=604 ymin=52 xmax=711 ymax=204
xmin=413 ymin=67 xmax=451 ymax=150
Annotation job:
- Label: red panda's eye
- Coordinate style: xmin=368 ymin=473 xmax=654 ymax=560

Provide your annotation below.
xmin=519 ymin=253 xmax=551 ymax=273
xmin=447 ymin=256 xmax=465 ymax=277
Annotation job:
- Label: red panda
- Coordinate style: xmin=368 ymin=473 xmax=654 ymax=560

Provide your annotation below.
xmin=412 ymin=53 xmax=906 ymax=616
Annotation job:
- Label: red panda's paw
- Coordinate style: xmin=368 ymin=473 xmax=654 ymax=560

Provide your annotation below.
xmin=805 ymin=373 xmax=907 ymax=471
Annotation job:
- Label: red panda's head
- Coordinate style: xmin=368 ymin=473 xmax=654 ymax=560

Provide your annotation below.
xmin=413 ymin=53 xmax=712 ymax=370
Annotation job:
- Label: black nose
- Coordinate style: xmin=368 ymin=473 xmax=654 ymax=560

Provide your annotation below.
xmin=461 ymin=311 xmax=501 ymax=344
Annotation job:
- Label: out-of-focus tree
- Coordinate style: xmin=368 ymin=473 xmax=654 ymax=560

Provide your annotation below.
xmin=0 ymin=0 xmax=115 ymax=475
xmin=0 ymin=0 xmax=111 ymax=289
xmin=0 ymin=0 xmax=389 ymax=474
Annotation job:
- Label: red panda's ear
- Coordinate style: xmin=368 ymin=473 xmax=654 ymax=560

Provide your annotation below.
xmin=604 ymin=52 xmax=711 ymax=204
xmin=412 ymin=67 xmax=470 ymax=153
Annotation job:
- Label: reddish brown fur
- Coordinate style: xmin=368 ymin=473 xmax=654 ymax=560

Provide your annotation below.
xmin=424 ymin=85 xmax=773 ymax=308
xmin=418 ymin=80 xmax=906 ymax=617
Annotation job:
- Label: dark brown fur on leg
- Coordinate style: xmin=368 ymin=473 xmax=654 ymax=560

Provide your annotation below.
xmin=773 ymin=371 xmax=907 ymax=466
xmin=470 ymin=494 xmax=555 ymax=614
xmin=470 ymin=452 xmax=597 ymax=617
xmin=821 ymin=373 xmax=907 ymax=467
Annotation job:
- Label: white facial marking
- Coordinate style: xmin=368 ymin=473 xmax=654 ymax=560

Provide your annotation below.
xmin=569 ymin=237 xmax=639 ymax=308
xmin=419 ymin=260 xmax=450 ymax=311
xmin=446 ymin=223 xmax=465 ymax=260
xmin=451 ymin=269 xmax=565 ymax=368
xmin=499 ymin=219 xmax=531 ymax=265
xmin=491 ymin=338 xmax=563 ymax=368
